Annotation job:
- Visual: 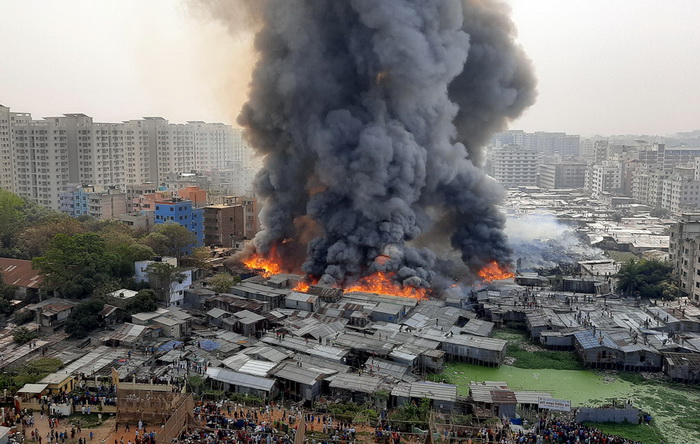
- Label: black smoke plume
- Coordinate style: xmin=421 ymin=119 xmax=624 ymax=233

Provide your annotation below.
xmin=197 ymin=0 xmax=536 ymax=288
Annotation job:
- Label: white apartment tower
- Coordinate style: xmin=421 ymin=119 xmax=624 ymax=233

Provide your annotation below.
xmin=0 ymin=105 xmax=256 ymax=211
xmin=11 ymin=113 xmax=71 ymax=209
xmin=490 ymin=145 xmax=539 ymax=188
xmin=585 ymin=161 xmax=623 ymax=198
xmin=0 ymin=105 xmax=12 ymax=192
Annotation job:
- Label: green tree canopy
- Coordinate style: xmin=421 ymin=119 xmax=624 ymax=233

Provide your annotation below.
xmin=142 ymin=223 xmax=197 ymax=259
xmin=13 ymin=326 xmax=38 ymax=345
xmin=209 ymin=273 xmax=239 ymax=294
xmin=16 ymin=216 xmax=86 ymax=258
xmin=0 ymin=189 xmax=27 ymax=253
xmin=64 ymin=299 xmax=105 ymax=338
xmin=615 ymin=259 xmax=673 ymax=299
xmin=0 ymin=274 xmax=19 ymax=316
xmin=125 ymin=289 xmax=160 ymax=314
xmin=32 ymin=232 xmax=125 ymax=299
xmin=0 ymin=190 xmax=62 ymax=258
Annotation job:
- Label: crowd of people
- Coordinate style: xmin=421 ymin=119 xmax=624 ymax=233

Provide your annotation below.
xmin=512 ymin=419 xmax=645 ymax=444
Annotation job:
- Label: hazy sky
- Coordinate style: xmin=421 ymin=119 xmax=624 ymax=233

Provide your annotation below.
xmin=1 ymin=0 xmax=698 ymax=137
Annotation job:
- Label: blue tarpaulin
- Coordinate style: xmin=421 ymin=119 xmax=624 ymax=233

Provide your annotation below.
xmin=158 ymin=340 xmax=183 ymax=352
xmin=199 ymin=339 xmax=221 ymax=351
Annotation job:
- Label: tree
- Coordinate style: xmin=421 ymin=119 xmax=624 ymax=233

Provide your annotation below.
xmin=145 ymin=262 xmax=186 ymax=304
xmin=615 ymin=259 xmax=673 ymax=298
xmin=209 ymin=273 xmax=239 ymax=294
xmin=0 ymin=189 xmax=26 ymax=253
xmin=32 ymin=233 xmax=124 ymax=299
xmin=182 ymin=247 xmax=213 ymax=270
xmin=125 ymin=289 xmax=159 ymax=314
xmin=17 ymin=217 xmax=85 ymax=258
xmin=0 ymin=191 xmax=62 ymax=258
xmin=13 ymin=326 xmax=38 ymax=345
xmin=64 ymin=300 xmax=105 ymax=338
xmin=0 ymin=277 xmax=18 ymax=316
xmin=141 ymin=223 xmax=197 ymax=259
xmin=99 ymin=226 xmax=155 ymax=275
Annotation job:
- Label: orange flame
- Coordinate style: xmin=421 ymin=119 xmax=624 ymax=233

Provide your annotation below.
xmin=478 ymin=261 xmax=514 ymax=282
xmin=344 ymin=272 xmax=427 ymax=299
xmin=292 ymin=276 xmax=318 ymax=293
xmin=242 ymin=246 xmax=282 ymax=278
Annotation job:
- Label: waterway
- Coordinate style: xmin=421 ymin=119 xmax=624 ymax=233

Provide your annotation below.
xmin=440 ymin=363 xmax=700 ymax=444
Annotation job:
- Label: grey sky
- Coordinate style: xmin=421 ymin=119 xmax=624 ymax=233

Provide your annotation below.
xmin=1 ymin=0 xmax=698 ymax=137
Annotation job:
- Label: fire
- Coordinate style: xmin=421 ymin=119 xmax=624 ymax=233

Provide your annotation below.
xmin=344 ymin=272 xmax=427 ymax=299
xmin=293 ymin=281 xmax=311 ymax=292
xmin=242 ymin=250 xmax=281 ymax=278
xmin=478 ymin=261 xmax=514 ymax=282
xmin=292 ymin=276 xmax=318 ymax=293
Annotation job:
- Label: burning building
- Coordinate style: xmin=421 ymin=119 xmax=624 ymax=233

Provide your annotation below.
xmin=207 ymin=0 xmax=535 ymax=295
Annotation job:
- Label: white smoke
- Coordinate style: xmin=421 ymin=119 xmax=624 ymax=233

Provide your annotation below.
xmin=505 ymin=213 xmax=603 ymax=270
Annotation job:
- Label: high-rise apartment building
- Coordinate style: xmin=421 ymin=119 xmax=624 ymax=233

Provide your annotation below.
xmin=0 ymin=104 xmax=256 ymax=211
xmin=490 ymin=145 xmax=539 ymax=188
xmin=669 ymin=213 xmax=700 ymax=302
xmin=0 ymin=105 xmax=13 ymax=192
xmin=538 ymin=161 xmax=587 ymax=190
xmin=661 ymin=167 xmax=700 ymax=215
xmin=11 ymin=113 xmax=71 ymax=209
xmin=492 ymin=130 xmax=581 ymax=158
xmin=585 ymin=161 xmax=623 ymax=197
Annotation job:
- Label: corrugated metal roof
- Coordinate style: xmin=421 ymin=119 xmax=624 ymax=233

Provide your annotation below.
xmin=408 ymin=381 xmax=457 ymax=402
xmin=238 ymin=359 xmax=278 ymax=377
xmin=391 ymin=382 xmax=411 ymax=398
xmin=242 ymin=346 xmax=293 ymax=363
xmin=0 ymin=258 xmax=42 ymax=288
xmin=574 ymin=330 xmax=618 ymax=350
xmin=207 ymin=308 xmax=229 ymax=318
xmin=513 ymin=391 xmax=553 ymax=405
xmin=206 ymin=367 xmax=275 ymax=391
xmin=365 ymin=357 xmax=409 ymax=379
xmin=329 ymin=373 xmax=381 ymax=393
xmin=271 ymin=362 xmax=323 ymax=385
xmin=222 ymin=354 xmax=250 ymax=371
xmin=286 ymin=292 xmax=319 ymax=303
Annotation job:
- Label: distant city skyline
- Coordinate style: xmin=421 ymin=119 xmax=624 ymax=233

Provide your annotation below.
xmin=1 ymin=0 xmax=698 ymax=137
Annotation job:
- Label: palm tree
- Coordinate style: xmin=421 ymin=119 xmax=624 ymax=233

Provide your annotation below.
xmin=615 ymin=260 xmax=643 ymax=295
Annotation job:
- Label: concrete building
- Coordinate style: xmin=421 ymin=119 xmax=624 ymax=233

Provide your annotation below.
xmin=177 ymin=186 xmax=207 ymax=208
xmin=661 ymin=167 xmax=700 ymax=215
xmin=586 ymin=161 xmax=623 ymax=197
xmin=632 ymin=167 xmax=669 ymax=208
xmin=154 ymin=198 xmax=204 ymax=247
xmin=59 ymin=184 xmax=127 ymax=219
xmin=115 ymin=211 xmax=155 ymax=230
xmin=203 ymin=198 xmax=259 ymax=247
xmin=134 ymin=257 xmax=193 ymax=307
xmin=125 ymin=183 xmax=160 ymax=213
xmin=492 ymin=130 xmax=580 ymax=158
xmin=0 ymin=104 xmax=256 ymax=211
xmin=669 ymin=214 xmax=700 ymax=301
xmin=538 ymin=161 xmax=587 ymax=189
xmin=0 ymin=105 xmax=13 ymax=192
xmin=490 ymin=145 xmax=539 ymax=188
xmin=10 ymin=112 xmax=71 ymax=209
xmin=203 ymin=205 xmax=240 ymax=247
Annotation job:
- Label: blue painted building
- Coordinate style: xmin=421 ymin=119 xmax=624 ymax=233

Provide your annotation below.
xmin=154 ymin=198 xmax=204 ymax=250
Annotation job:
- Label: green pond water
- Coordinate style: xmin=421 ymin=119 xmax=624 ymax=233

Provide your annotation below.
xmin=440 ymin=363 xmax=700 ymax=444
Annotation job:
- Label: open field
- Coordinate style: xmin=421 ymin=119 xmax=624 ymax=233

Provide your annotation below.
xmin=436 ymin=361 xmax=699 ymax=444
